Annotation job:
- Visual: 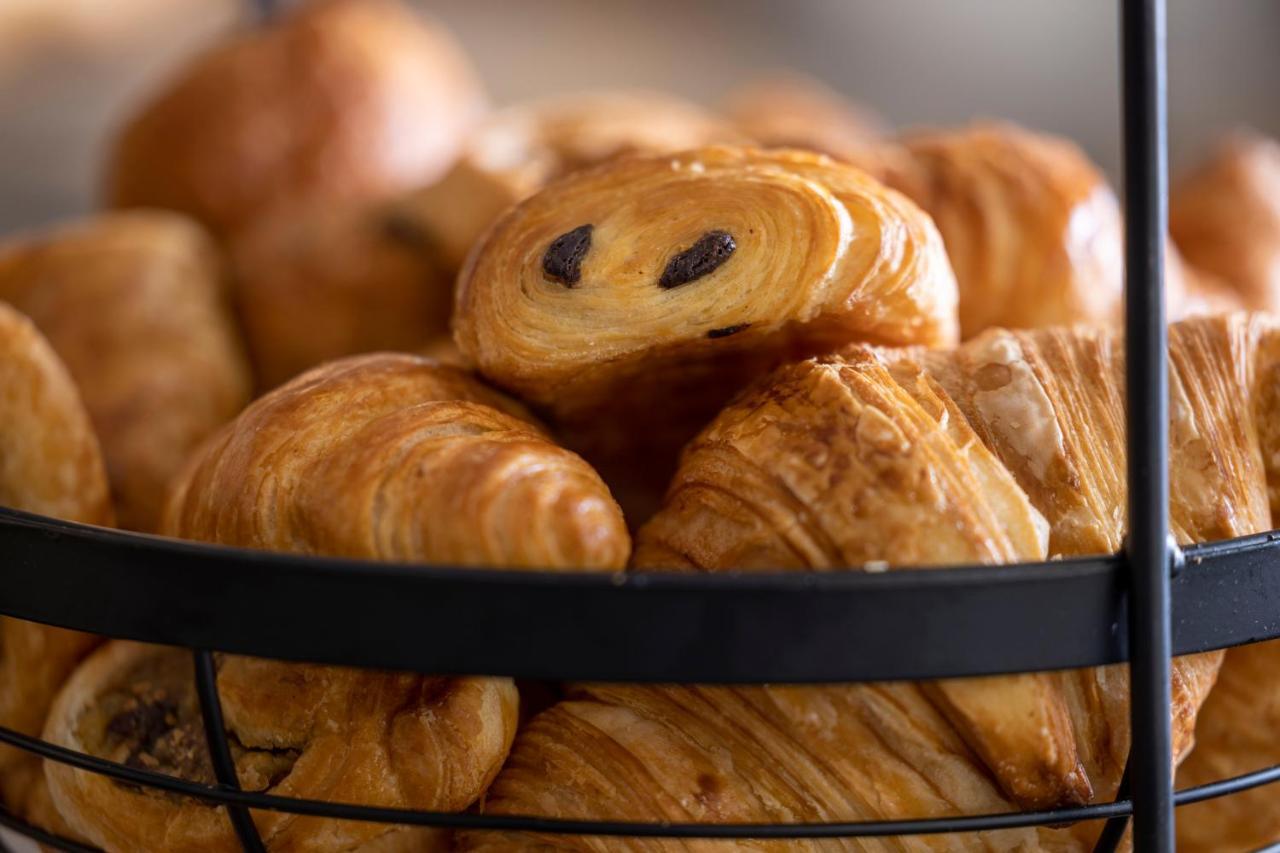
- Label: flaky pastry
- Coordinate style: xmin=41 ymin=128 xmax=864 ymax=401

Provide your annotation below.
xmin=0 ymin=211 xmax=251 ymax=531
xmin=455 ymin=145 xmax=958 ymax=520
xmin=45 ymin=353 xmax=629 ymax=852
xmin=463 ymin=314 xmax=1273 ymax=851
xmin=104 ymin=0 xmax=485 ymax=239
xmin=1170 ymin=131 xmax=1280 ymax=312
xmin=722 ymin=71 xmax=886 ymax=161
xmin=395 ymin=90 xmax=742 ymax=277
xmin=0 ymin=303 xmax=112 ymax=837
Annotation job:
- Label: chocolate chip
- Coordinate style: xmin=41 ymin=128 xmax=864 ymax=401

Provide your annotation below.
xmin=660 ymin=231 xmax=736 ymax=289
xmin=706 ymin=323 xmax=751 ymax=339
xmin=543 ymin=224 xmax=593 ymax=286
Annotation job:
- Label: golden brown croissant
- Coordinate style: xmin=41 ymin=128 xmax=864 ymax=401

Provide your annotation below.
xmin=463 ymin=314 xmax=1273 ymax=851
xmin=396 ymin=91 xmax=742 ymax=278
xmin=455 ymin=145 xmax=958 ymax=522
xmin=722 ymin=71 xmax=887 ymax=161
xmin=0 ymin=211 xmax=252 ymax=531
xmin=45 ymin=353 xmax=629 ymax=852
xmin=0 ymin=303 xmax=113 ymax=836
xmin=1170 ymin=131 xmax=1280 ymax=312
xmin=104 ymin=0 xmax=485 ymax=240
xmin=230 ymin=198 xmax=454 ymax=389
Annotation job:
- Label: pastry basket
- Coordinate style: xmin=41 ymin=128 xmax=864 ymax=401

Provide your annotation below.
xmin=0 ymin=1 xmax=1275 ymax=851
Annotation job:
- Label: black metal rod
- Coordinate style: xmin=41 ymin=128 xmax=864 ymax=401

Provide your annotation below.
xmin=0 ymin=805 xmax=98 ymax=853
xmin=193 ymin=651 xmax=266 ymax=852
xmin=1091 ymin=764 xmax=1132 ymax=852
xmin=1121 ymin=0 xmax=1174 ymax=848
xmin=1 ymin=719 xmax=1278 ymax=840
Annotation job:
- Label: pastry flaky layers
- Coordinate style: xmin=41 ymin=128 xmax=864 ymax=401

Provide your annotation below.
xmin=461 ymin=313 xmax=1278 ymax=851
xmin=44 ymin=354 xmax=629 ymax=852
xmin=455 ymin=145 xmax=958 ymax=517
xmin=0 ymin=304 xmax=113 ymax=837
xmin=0 ymin=211 xmax=251 ymax=531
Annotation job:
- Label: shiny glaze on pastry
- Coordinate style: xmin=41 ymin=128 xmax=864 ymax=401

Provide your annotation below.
xmin=455 ymin=145 xmax=958 ymax=521
xmin=104 ymin=0 xmax=485 ymax=239
xmin=0 ymin=211 xmax=251 ymax=531
xmin=1171 ymin=132 xmax=1280 ymax=312
xmin=231 ymin=199 xmax=454 ymax=389
xmin=396 ymin=91 xmax=742 ymax=277
xmin=462 ymin=315 xmax=1271 ymax=850
xmin=45 ymin=354 xmax=628 ymax=852
xmin=0 ymin=303 xmax=112 ymax=837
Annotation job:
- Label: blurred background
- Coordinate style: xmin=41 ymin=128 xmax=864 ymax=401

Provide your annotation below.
xmin=1 ymin=0 xmax=1277 ymax=234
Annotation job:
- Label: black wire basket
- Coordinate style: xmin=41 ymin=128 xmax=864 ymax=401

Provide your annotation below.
xmin=1 ymin=1 xmax=1276 ymax=851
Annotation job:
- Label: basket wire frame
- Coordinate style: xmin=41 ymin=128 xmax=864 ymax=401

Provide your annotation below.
xmin=0 ymin=0 xmax=1275 ymax=850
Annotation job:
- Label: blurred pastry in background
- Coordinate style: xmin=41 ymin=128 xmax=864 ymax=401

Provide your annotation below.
xmin=0 ymin=303 xmax=112 ymax=840
xmin=0 ymin=211 xmax=251 ymax=531
xmin=1171 ymin=131 xmax=1280 ymax=313
xmin=397 ymin=90 xmax=742 ymax=278
xmin=104 ymin=0 xmax=486 ymax=241
xmin=231 ymin=198 xmax=454 ymax=390
xmin=722 ymin=70 xmax=886 ymax=160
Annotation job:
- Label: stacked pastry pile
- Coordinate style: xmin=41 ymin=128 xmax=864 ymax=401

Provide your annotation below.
xmin=2 ymin=0 xmax=1280 ymax=849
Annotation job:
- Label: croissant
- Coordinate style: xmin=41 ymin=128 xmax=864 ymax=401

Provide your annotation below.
xmin=722 ymin=71 xmax=887 ymax=162
xmin=455 ymin=145 xmax=958 ymax=521
xmin=230 ymin=199 xmax=453 ymax=389
xmin=0 ymin=211 xmax=251 ymax=531
xmin=0 ymin=303 xmax=113 ymax=837
xmin=44 ymin=353 xmax=629 ymax=852
xmin=462 ymin=313 xmax=1273 ymax=851
xmin=395 ymin=91 xmax=742 ymax=278
xmin=104 ymin=0 xmax=485 ymax=240
xmin=1170 ymin=131 xmax=1280 ymax=312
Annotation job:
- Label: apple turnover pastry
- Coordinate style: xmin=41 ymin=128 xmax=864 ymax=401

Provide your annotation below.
xmin=105 ymin=0 xmax=485 ymax=239
xmin=455 ymin=145 xmax=958 ymax=520
xmin=0 ymin=303 xmax=112 ymax=837
xmin=463 ymin=314 xmax=1269 ymax=850
xmin=44 ymin=353 xmax=629 ymax=852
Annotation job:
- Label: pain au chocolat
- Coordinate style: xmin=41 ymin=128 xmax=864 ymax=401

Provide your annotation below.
xmin=454 ymin=145 xmax=958 ymax=520
xmin=460 ymin=313 xmax=1277 ymax=851
xmin=43 ymin=353 xmax=628 ymax=852
xmin=104 ymin=0 xmax=485 ymax=240
xmin=0 ymin=211 xmax=251 ymax=531
xmin=0 ymin=303 xmax=112 ymax=839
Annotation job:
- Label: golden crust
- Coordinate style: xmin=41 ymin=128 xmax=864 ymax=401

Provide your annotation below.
xmin=104 ymin=0 xmax=485 ymax=239
xmin=45 ymin=354 xmax=629 ymax=851
xmin=230 ymin=199 xmax=454 ymax=389
xmin=45 ymin=641 xmax=470 ymax=852
xmin=461 ymin=316 xmax=1273 ymax=850
xmin=1170 ymin=132 xmax=1280 ymax=312
xmin=396 ymin=90 xmax=743 ymax=277
xmin=0 ymin=210 xmax=252 ymax=531
xmin=455 ymin=145 xmax=958 ymax=522
xmin=880 ymin=122 xmax=1124 ymax=338
xmin=0 ymin=303 xmax=112 ymax=837
xmin=162 ymin=353 xmax=628 ymax=568
xmin=722 ymin=71 xmax=886 ymax=161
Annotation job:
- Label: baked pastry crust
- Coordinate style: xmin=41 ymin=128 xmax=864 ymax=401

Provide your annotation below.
xmin=104 ymin=0 xmax=485 ymax=239
xmin=723 ymin=70 xmax=886 ymax=161
xmin=44 ymin=353 xmax=628 ymax=851
xmin=455 ymin=145 xmax=958 ymax=520
xmin=231 ymin=199 xmax=454 ymax=389
xmin=462 ymin=315 xmax=1270 ymax=850
xmin=0 ymin=210 xmax=251 ymax=530
xmin=1171 ymin=132 xmax=1280 ymax=312
xmin=396 ymin=90 xmax=742 ymax=277
xmin=0 ymin=303 xmax=112 ymax=836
